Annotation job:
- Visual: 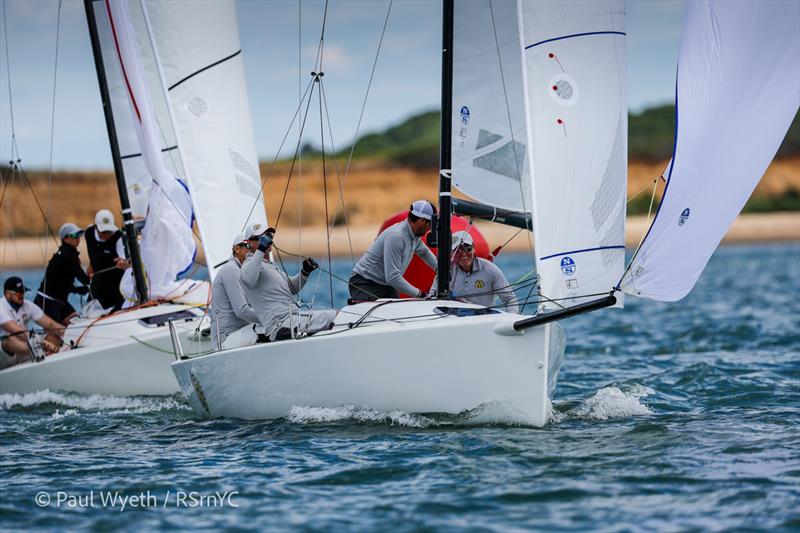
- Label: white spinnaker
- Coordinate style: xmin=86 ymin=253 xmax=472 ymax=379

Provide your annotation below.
xmin=620 ymin=0 xmax=800 ymax=302
xmin=141 ymin=0 xmax=267 ymax=275
xmin=452 ymin=0 xmax=530 ymax=212
xmin=518 ymin=0 xmax=627 ymax=310
xmin=101 ymin=0 xmax=196 ymax=299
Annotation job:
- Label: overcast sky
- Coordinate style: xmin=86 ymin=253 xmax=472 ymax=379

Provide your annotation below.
xmin=0 ymin=0 xmax=684 ymax=170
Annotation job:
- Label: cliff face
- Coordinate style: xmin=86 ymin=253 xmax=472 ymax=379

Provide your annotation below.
xmin=1 ymin=157 xmax=798 ymax=237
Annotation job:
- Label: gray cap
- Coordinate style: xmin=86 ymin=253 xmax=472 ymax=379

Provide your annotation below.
xmin=451 ymin=230 xmax=474 ymax=251
xmin=410 ymin=200 xmax=434 ymax=220
xmin=59 ymin=222 xmax=84 ymax=240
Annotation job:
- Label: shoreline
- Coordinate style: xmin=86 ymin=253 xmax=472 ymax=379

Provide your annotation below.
xmin=1 ymin=212 xmax=798 ymax=269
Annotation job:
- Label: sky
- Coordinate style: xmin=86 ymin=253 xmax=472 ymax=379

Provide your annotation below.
xmin=0 ymin=0 xmax=685 ymax=170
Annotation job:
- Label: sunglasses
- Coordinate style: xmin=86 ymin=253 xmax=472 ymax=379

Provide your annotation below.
xmin=456 ymin=244 xmax=474 ymax=252
xmin=65 ymin=232 xmax=82 ymax=239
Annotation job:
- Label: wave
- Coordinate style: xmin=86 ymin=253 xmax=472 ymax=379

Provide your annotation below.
xmin=0 ymin=390 xmax=188 ymax=414
xmin=550 ymin=385 xmax=654 ymax=423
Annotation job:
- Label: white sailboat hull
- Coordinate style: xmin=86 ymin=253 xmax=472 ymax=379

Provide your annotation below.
xmin=0 ymin=303 xmax=211 ymax=396
xmin=171 ymin=300 xmax=565 ymax=427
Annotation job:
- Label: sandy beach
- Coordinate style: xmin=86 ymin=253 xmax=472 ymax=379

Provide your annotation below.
xmin=2 ymin=212 xmax=797 ymax=269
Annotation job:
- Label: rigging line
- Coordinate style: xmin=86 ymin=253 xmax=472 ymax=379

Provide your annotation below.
xmin=1 ymin=0 xmax=16 ymax=140
xmin=319 ymin=79 xmax=355 ymax=265
xmin=274 ymin=78 xmax=319 ymax=229
xmin=488 ymin=0 xmax=537 ymax=273
xmin=341 ymin=0 xmax=393 ymax=185
xmin=312 ymin=0 xmax=329 ymax=73
xmin=317 ymin=79 xmax=334 ymax=307
xmin=241 ymin=76 xmax=315 ymax=233
xmin=44 ymin=0 xmax=64 ymax=299
xmin=18 ymin=164 xmax=59 ymax=245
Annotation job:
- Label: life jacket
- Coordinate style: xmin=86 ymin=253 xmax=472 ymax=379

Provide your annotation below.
xmin=85 ymin=225 xmax=126 ymax=309
xmin=85 ymin=225 xmax=124 ymax=272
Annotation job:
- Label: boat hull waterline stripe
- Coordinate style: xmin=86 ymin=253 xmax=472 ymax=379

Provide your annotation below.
xmin=167 ymin=50 xmax=242 ymax=91
xmin=540 ymin=245 xmax=624 ymax=261
xmin=525 ymin=31 xmax=626 ymax=50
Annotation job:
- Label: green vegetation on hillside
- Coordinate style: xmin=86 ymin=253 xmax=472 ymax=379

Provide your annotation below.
xmin=319 ymin=106 xmax=800 ymax=165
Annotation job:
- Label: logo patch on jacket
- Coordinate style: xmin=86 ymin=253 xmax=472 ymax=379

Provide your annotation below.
xmin=474 ymin=280 xmax=484 ymax=289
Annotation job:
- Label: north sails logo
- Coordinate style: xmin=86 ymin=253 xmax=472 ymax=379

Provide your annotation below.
xmin=460 ymin=106 xmax=470 ymax=126
xmin=560 ymin=256 xmax=576 ymax=276
xmin=678 ymin=208 xmax=690 ymax=226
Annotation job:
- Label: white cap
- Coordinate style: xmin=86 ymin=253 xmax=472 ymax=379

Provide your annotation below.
xmin=59 ymin=222 xmax=84 ymax=240
xmin=451 ymin=230 xmax=474 ymax=251
xmin=232 ymin=233 xmax=248 ymax=247
xmin=94 ymin=209 xmax=118 ymax=232
xmin=410 ymin=200 xmax=434 ymax=220
xmin=246 ymin=222 xmax=267 ymax=239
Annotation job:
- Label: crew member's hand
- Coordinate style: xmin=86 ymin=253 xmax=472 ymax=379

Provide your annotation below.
xmin=302 ymin=257 xmax=319 ymax=276
xmin=75 ymin=285 xmax=90 ymax=295
xmin=115 ymin=257 xmax=131 ymax=269
xmin=87 ymin=265 xmax=94 ymax=278
xmin=266 ymin=227 xmax=276 ymax=237
xmin=258 ymin=234 xmax=273 ymax=253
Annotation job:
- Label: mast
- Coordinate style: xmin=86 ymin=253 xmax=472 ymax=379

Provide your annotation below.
xmin=83 ymin=0 xmax=148 ymax=303
xmin=436 ymin=0 xmax=454 ymax=298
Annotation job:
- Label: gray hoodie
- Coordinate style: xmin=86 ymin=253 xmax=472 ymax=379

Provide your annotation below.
xmin=352 ymin=220 xmax=436 ymax=295
xmin=240 ymin=249 xmax=308 ymax=333
xmin=210 ymin=256 xmax=259 ymax=347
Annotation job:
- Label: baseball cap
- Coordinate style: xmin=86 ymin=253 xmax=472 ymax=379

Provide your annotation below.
xmin=410 ymin=200 xmax=435 ymax=220
xmin=95 ymin=209 xmax=118 ymax=232
xmin=59 ymin=222 xmax=84 ymax=240
xmin=451 ymin=230 xmax=474 ymax=251
xmin=4 ymin=276 xmax=29 ymax=294
xmin=246 ymin=222 xmax=268 ymax=239
xmin=232 ymin=233 xmax=248 ymax=247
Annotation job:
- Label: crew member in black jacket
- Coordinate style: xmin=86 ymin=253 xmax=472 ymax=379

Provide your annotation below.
xmin=34 ymin=223 xmax=91 ymax=325
xmin=85 ymin=209 xmax=130 ymax=311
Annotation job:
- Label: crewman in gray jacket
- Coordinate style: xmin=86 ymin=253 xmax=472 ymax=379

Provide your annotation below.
xmin=429 ymin=231 xmax=519 ymax=312
xmin=349 ymin=200 xmax=438 ymax=300
xmin=210 ymin=233 xmax=260 ymax=349
xmin=241 ymin=232 xmax=337 ymax=341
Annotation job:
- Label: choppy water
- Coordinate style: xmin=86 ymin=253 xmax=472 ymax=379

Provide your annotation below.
xmin=1 ymin=242 xmax=798 ymax=531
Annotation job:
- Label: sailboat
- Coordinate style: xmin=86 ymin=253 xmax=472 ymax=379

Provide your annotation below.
xmin=173 ymin=0 xmax=798 ymax=427
xmin=0 ymin=0 xmax=267 ymax=395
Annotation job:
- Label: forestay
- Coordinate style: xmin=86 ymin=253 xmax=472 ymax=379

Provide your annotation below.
xmin=519 ymin=0 xmax=627 ymax=310
xmin=620 ymin=0 xmax=800 ymax=301
xmin=451 ymin=0 xmax=530 ymax=213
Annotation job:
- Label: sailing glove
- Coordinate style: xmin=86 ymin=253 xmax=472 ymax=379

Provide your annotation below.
xmin=302 ymin=257 xmax=319 ymax=276
xmin=257 ymin=234 xmax=273 ymax=252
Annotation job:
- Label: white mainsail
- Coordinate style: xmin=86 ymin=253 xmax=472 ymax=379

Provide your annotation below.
xmin=90 ymin=0 xmax=267 ymax=280
xmin=518 ymin=0 xmax=627 ymax=310
xmin=451 ymin=0 xmax=530 ymax=213
xmin=620 ymin=0 xmax=800 ymax=301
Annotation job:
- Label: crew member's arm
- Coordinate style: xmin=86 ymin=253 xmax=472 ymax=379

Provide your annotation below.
xmin=240 ymin=252 xmax=263 ymax=288
xmin=115 ymin=238 xmax=130 ymax=269
xmin=221 ymin=268 xmax=259 ymax=323
xmin=384 ymin=234 xmax=423 ymax=297
xmin=415 ymin=240 xmax=437 ymax=271
xmin=288 ymin=258 xmax=317 ymax=294
xmin=35 ymin=315 xmax=65 ymax=338
xmin=0 ymin=319 xmax=27 ymax=351
xmin=72 ymin=256 xmax=91 ymax=293
xmin=492 ymin=264 xmax=519 ymax=313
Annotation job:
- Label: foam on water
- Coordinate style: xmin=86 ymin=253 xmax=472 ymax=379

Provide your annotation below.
xmin=0 ymin=390 xmax=188 ymax=414
xmin=287 ymin=405 xmax=434 ymax=427
xmin=551 ymin=385 xmax=655 ymax=423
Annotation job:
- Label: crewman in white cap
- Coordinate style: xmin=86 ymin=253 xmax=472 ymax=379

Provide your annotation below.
xmin=349 ymin=200 xmax=437 ymax=300
xmin=84 ymin=209 xmax=130 ymax=310
xmin=209 ymin=233 xmax=260 ymax=349
xmin=34 ymin=222 xmax=91 ymax=325
xmin=429 ymin=231 xmax=518 ymax=312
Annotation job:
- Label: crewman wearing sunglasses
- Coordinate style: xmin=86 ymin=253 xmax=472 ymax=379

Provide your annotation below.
xmin=33 ymin=222 xmax=91 ymax=325
xmin=429 ymin=231 xmax=518 ymax=313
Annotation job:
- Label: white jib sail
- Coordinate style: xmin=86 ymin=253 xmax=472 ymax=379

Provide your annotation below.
xmin=518 ymin=0 xmax=627 ymax=310
xmin=619 ymin=0 xmax=800 ymax=302
xmin=104 ymin=0 xmax=196 ymax=299
xmin=141 ymin=0 xmax=267 ymax=275
xmin=451 ymin=0 xmax=531 ymax=213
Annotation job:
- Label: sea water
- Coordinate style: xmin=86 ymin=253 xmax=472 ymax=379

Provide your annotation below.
xmin=1 ymin=242 xmax=798 ymax=531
